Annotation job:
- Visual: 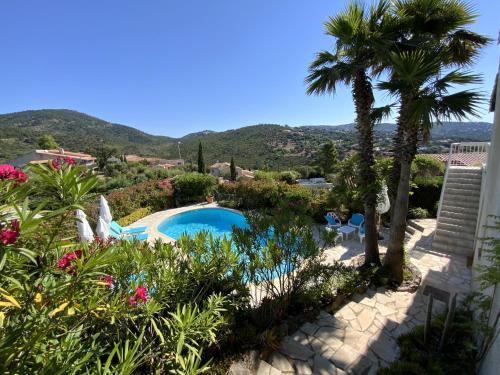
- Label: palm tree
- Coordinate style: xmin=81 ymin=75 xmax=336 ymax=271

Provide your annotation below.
xmin=306 ymin=0 xmax=392 ymax=265
xmin=381 ymin=0 xmax=488 ymax=282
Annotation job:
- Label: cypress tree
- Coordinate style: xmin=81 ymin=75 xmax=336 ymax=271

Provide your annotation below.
xmin=197 ymin=141 xmax=205 ymax=173
xmin=230 ymin=157 xmax=237 ymax=181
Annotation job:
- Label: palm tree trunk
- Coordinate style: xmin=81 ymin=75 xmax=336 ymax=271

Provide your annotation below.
xmin=384 ymin=124 xmax=418 ymax=283
xmin=353 ymin=70 xmax=380 ymax=266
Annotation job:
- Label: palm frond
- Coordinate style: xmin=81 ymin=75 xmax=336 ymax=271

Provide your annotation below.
xmin=433 ymin=70 xmax=482 ymax=91
xmin=305 ymin=62 xmax=355 ymax=95
xmin=371 ymin=104 xmax=394 ymax=124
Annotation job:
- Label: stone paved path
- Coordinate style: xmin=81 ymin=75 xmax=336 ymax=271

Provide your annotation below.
xmin=231 ymin=219 xmax=472 ymax=375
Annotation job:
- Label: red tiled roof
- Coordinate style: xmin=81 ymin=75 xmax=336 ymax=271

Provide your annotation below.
xmin=420 ymin=152 xmax=487 ymax=166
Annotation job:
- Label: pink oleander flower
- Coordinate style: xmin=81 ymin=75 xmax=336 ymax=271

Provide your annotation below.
xmin=50 ymin=159 xmax=62 ymax=171
xmin=135 ymin=286 xmax=148 ymax=302
xmin=64 ymin=157 xmax=76 ymax=165
xmin=104 ymin=275 xmax=113 ymax=289
xmin=128 ymin=296 xmax=137 ymax=306
xmin=0 ymin=164 xmax=28 ymax=184
xmin=0 ymin=219 xmax=20 ymax=246
xmin=57 ymin=249 xmax=83 ymax=270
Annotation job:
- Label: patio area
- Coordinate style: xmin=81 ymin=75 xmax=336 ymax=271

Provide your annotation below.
xmin=231 ymin=219 xmax=473 ymax=375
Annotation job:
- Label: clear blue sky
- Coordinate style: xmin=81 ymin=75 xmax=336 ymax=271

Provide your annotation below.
xmin=0 ymin=0 xmax=498 ymax=137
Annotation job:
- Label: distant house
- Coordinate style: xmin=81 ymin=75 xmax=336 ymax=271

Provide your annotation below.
xmin=124 ymin=155 xmax=184 ymax=167
xmin=9 ymin=149 xmax=96 ymax=167
xmin=209 ymin=162 xmax=254 ymax=180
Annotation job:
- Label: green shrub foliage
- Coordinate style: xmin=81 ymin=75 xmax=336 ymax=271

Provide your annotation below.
xmin=174 ymin=172 xmax=216 ymax=204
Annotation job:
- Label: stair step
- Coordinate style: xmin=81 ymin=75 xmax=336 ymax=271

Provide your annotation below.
xmin=439 ymin=216 xmax=478 ymax=228
xmin=444 ymin=188 xmax=481 ymax=197
xmin=432 ymin=241 xmax=474 ymax=257
xmin=439 ymin=209 xmax=479 ymax=221
xmin=448 ymin=167 xmax=482 ymax=174
xmin=406 ymin=225 xmax=416 ymax=235
xmin=435 ymin=228 xmax=475 ymax=243
xmin=446 ymin=177 xmax=482 ymax=186
xmin=442 ymin=200 xmax=480 ymax=210
xmin=440 ymin=205 xmax=478 ymax=215
xmin=408 ymin=219 xmax=425 ymax=232
xmin=446 ymin=182 xmax=481 ymax=191
xmin=437 ymin=222 xmax=476 ymax=235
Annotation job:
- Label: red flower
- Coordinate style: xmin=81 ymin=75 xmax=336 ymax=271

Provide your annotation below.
xmin=64 ymin=157 xmax=76 ymax=165
xmin=135 ymin=286 xmax=148 ymax=302
xmin=128 ymin=296 xmax=137 ymax=306
xmin=57 ymin=250 xmax=83 ymax=270
xmin=0 ymin=219 xmax=20 ymax=245
xmin=51 ymin=159 xmax=62 ymax=171
xmin=104 ymin=275 xmax=113 ymax=289
xmin=0 ymin=164 xmax=28 ymax=184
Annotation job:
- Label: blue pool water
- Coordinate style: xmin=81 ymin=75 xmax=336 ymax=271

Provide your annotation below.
xmin=157 ymin=208 xmax=249 ymax=240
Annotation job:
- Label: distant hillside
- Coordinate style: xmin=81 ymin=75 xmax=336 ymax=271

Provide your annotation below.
xmin=0 ymin=109 xmax=492 ymax=169
xmin=0 ymin=109 xmax=175 ymax=161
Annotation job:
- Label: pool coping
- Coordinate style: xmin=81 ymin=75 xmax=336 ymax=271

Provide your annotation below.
xmin=126 ymin=202 xmax=243 ymax=244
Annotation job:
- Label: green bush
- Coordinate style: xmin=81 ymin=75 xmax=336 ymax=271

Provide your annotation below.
xmin=174 ymin=172 xmax=217 ymax=204
xmin=408 ymin=207 xmax=430 ymax=219
xmin=410 ymin=176 xmax=443 ymax=216
xmin=411 ymin=155 xmax=445 ymax=177
xmin=0 ymin=163 xmax=249 ymax=373
xmin=254 ymin=170 xmax=279 ymax=181
xmin=116 ymin=207 xmax=152 ymax=226
xmin=277 ymin=170 xmax=300 ymax=184
xmin=85 ymin=179 xmax=174 ymax=226
xmin=380 ymin=304 xmax=480 ymax=375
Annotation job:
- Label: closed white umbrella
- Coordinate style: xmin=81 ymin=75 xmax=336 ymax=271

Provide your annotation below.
xmin=96 ymin=216 xmax=110 ymax=239
xmin=99 ymin=195 xmax=113 ymax=224
xmin=76 ymin=209 xmax=94 ymax=243
xmin=377 ymin=182 xmax=390 ymax=214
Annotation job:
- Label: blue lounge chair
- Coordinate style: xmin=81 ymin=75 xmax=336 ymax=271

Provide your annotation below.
xmin=110 ymin=221 xmax=147 ymax=235
xmin=109 ymin=227 xmax=148 ymax=241
xmin=325 ymin=212 xmax=341 ymax=229
xmin=348 ymin=213 xmax=364 ymax=231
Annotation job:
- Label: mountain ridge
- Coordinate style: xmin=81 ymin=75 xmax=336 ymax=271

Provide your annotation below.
xmin=0 ymin=109 xmax=492 ymax=168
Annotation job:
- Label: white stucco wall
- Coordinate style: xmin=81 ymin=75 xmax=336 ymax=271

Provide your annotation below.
xmin=473 ymin=62 xmax=500 ymax=375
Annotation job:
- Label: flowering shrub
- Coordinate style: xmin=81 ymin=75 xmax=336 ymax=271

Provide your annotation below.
xmin=0 ymin=163 xmax=247 ymax=374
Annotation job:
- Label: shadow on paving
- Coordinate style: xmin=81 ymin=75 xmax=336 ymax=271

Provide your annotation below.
xmin=273 ymin=260 xmax=469 ymax=374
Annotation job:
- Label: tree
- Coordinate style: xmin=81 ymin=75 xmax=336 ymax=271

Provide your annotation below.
xmin=316 ymin=141 xmax=339 ymax=175
xmin=306 ymin=0 xmax=393 ymax=266
xmin=91 ymin=144 xmax=117 ymax=170
xmin=230 ymin=157 xmax=237 ymax=181
xmin=381 ymin=0 xmax=488 ymax=283
xmin=38 ymin=134 xmax=58 ymax=149
xmin=197 ymin=141 xmax=205 ymax=174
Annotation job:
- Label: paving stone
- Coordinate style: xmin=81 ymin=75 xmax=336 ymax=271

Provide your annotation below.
xmin=357 ymin=308 xmax=377 ymax=331
xmin=328 ymin=345 xmax=360 ymax=370
xmin=317 ymin=314 xmax=348 ymax=329
xmin=300 ymin=322 xmax=319 ymax=336
xmin=294 ymin=360 xmax=313 ymax=374
xmin=309 ymin=336 xmax=331 ymax=354
xmin=347 ymin=354 xmax=374 ymax=375
xmin=359 ymin=296 xmax=377 ymax=307
xmin=375 ymin=303 xmax=397 ymax=317
xmin=290 ymin=330 xmax=310 ymax=346
xmin=313 ymin=354 xmax=339 ymax=375
xmin=228 ymin=362 xmax=252 ymax=375
xmin=256 ymin=360 xmax=272 ymax=375
xmin=315 ymin=326 xmax=344 ymax=342
xmin=337 ymin=305 xmax=357 ymax=320
xmin=343 ymin=330 xmax=371 ymax=354
xmin=369 ymin=333 xmax=398 ymax=363
xmin=269 ymin=352 xmax=294 ymax=373
xmin=349 ymin=318 xmax=362 ymax=331
xmin=280 ymin=337 xmax=314 ymax=361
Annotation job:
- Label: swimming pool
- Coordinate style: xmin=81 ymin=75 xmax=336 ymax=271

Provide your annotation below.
xmin=157 ymin=207 xmax=249 ymax=240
